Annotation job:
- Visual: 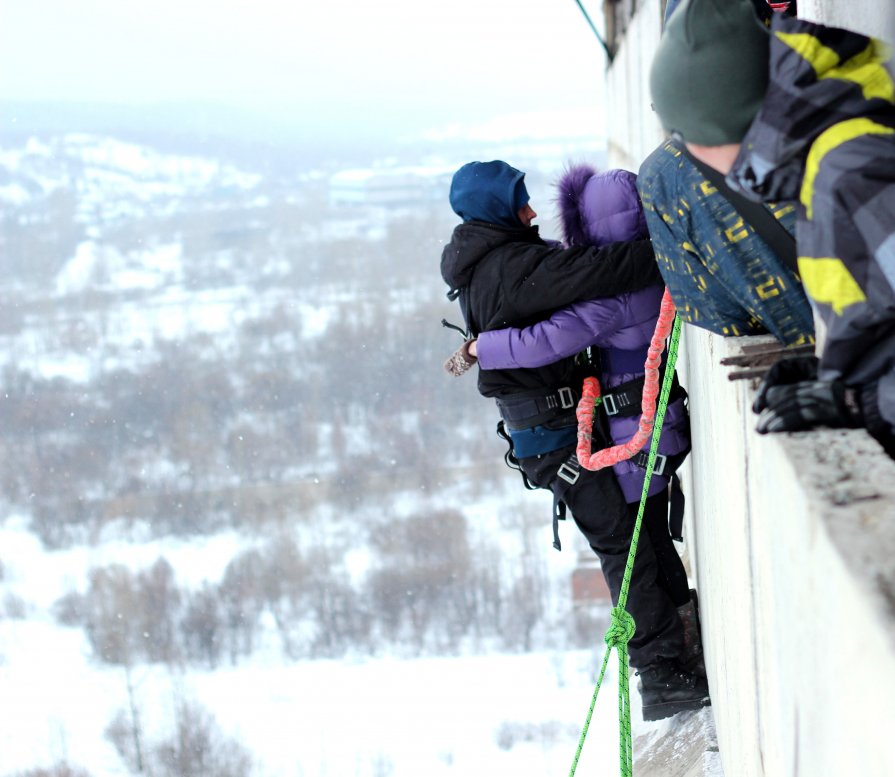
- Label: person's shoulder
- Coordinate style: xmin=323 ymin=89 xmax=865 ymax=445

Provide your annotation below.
xmin=638 ymin=139 xmax=683 ymax=181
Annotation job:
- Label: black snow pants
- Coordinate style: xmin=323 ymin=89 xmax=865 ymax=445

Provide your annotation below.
xmin=521 ymin=446 xmax=686 ymax=668
xmin=636 ymin=492 xmax=691 ymax=609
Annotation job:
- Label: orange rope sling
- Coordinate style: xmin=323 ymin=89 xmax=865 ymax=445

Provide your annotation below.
xmin=575 ymin=288 xmax=677 ymax=471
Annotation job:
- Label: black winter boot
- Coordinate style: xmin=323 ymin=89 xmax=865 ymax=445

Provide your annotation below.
xmin=637 ymin=658 xmax=711 ymax=721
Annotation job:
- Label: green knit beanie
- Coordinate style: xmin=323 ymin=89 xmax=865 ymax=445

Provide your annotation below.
xmin=650 ymin=0 xmax=771 ymax=146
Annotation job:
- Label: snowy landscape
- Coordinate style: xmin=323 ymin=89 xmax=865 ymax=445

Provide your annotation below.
xmin=0 ymin=121 xmax=643 ymax=776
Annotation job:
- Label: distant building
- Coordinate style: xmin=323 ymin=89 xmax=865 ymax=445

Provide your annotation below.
xmin=570 ymin=551 xmax=611 ymax=647
xmin=329 ymin=166 xmax=453 ymax=208
xmin=571 ymin=551 xmax=612 ymax=606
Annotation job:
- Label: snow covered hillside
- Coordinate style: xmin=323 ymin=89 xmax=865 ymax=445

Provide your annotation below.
xmin=0 ymin=131 xmax=618 ymax=776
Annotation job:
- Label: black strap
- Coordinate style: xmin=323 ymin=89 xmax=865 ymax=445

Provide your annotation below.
xmin=550 ymin=452 xmax=581 ymax=551
xmin=496 ymin=386 xmax=578 ymax=429
xmin=496 ymin=420 xmax=539 ymax=491
xmin=669 ymin=473 xmax=686 ymax=542
xmin=603 ymin=372 xmax=686 ymax=419
xmin=444 ymin=278 xmax=479 ymax=340
xmin=602 ymin=379 xmax=647 ymax=418
xmin=675 ymin=140 xmax=799 ymax=275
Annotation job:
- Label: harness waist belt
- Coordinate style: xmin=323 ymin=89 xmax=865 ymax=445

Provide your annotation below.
xmin=631 ymin=450 xmax=667 ymax=476
xmin=496 ymin=386 xmax=578 ymax=429
xmin=602 ymin=377 xmax=647 ymax=417
xmin=602 ymin=370 xmax=683 ymax=418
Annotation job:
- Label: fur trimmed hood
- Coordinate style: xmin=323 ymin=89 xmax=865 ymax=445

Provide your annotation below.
xmin=555 ymin=165 xmax=649 ymax=248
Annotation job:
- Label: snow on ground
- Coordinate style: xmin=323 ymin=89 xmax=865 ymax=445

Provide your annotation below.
xmin=0 ymin=517 xmax=249 ymax=610
xmin=0 ymin=135 xmax=263 ymax=216
xmin=0 ymin=619 xmax=625 ymax=777
xmin=0 ymin=585 xmax=626 ymax=777
xmin=0 ymin=499 xmax=632 ymax=777
xmin=1 ymin=276 xmax=345 ymax=383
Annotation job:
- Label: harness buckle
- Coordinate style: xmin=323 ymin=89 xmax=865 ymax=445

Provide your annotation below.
xmin=557 ymin=461 xmax=580 ymax=485
xmin=558 ymin=386 xmax=575 ymax=409
xmin=653 ymin=453 xmax=667 ymax=476
xmin=603 ymin=393 xmax=619 ymax=416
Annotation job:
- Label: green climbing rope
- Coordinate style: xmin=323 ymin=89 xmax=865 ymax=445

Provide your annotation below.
xmin=568 ymin=313 xmax=683 ymax=777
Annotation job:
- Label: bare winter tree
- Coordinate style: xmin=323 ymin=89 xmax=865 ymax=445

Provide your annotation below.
xmin=10 ymin=764 xmax=93 ymax=777
xmin=136 ymin=557 xmax=182 ymax=664
xmin=107 ymin=698 xmax=253 ymax=777
xmin=367 ymin=509 xmax=477 ymax=653
xmin=83 ymin=564 xmax=141 ymax=665
xmin=151 ymin=699 xmax=253 ymax=777
xmin=219 ymin=549 xmax=265 ymax=664
xmin=180 ymin=583 xmax=225 ymax=668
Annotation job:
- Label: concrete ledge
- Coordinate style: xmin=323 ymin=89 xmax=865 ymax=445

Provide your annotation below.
xmin=677 ymin=327 xmax=895 ymax=777
xmin=633 ymin=707 xmax=722 ymax=777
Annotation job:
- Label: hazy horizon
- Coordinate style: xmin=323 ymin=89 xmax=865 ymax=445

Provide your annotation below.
xmin=0 ymin=0 xmax=610 ymax=155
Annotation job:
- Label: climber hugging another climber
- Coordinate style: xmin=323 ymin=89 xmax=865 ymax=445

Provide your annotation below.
xmin=440 ymin=159 xmax=710 ymax=721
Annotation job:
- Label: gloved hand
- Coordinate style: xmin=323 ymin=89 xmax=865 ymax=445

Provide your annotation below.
xmin=752 ymin=355 xmax=819 ymax=414
xmin=754 ymin=379 xmax=863 ymax=434
xmin=443 ymin=339 xmax=478 ymax=377
xmin=753 ymin=355 xmax=864 ymax=434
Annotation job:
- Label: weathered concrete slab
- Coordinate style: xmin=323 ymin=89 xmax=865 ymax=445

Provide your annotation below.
xmin=633 ymin=705 xmax=723 ymax=777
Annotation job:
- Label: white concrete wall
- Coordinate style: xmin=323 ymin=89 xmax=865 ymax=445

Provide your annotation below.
xmin=798 ymin=0 xmax=895 ymax=43
xmin=675 ymin=327 xmax=895 ymax=777
xmin=606 ymin=1 xmax=895 ymax=774
xmin=604 ymin=2 xmax=664 ymax=170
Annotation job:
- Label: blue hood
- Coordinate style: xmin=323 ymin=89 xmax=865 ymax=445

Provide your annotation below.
xmin=449 ymin=160 xmax=530 ymax=228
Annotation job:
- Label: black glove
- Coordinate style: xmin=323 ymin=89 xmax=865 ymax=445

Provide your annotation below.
xmin=754 ymin=379 xmax=863 ymax=434
xmin=752 ymin=355 xmax=819 ymax=415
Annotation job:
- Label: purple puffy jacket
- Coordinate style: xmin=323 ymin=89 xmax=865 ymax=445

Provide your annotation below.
xmin=476 ymin=165 xmax=690 ymax=502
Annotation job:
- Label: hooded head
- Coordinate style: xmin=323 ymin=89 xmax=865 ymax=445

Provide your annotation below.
xmin=556 ymin=165 xmax=648 ymax=248
xmin=650 ymin=0 xmax=771 ymax=146
xmin=449 ymin=160 xmax=530 ymax=228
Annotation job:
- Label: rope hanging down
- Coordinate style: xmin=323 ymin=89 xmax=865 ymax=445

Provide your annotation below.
xmin=568 ymin=289 xmax=683 ymax=777
xmin=571 ymin=0 xmax=615 ymax=63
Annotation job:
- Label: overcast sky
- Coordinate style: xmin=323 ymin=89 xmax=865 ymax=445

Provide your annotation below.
xmin=0 ymin=0 xmax=609 ymax=145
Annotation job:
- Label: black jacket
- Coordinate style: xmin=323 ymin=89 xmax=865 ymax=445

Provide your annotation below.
xmin=440 ymin=220 xmax=662 ymax=400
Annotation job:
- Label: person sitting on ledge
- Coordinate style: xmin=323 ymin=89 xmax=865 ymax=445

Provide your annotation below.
xmin=649 ymin=0 xmax=895 ymax=458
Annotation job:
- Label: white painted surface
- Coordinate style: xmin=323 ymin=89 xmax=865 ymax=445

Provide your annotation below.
xmin=799 ymin=0 xmax=895 ymax=43
xmin=677 ymin=327 xmax=895 ymax=777
xmin=605 ymin=2 xmax=664 ymax=170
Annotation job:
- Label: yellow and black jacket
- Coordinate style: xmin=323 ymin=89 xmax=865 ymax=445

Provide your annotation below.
xmin=730 ymin=16 xmax=895 ymax=441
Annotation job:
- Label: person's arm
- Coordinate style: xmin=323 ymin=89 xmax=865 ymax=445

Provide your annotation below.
xmin=753 ymin=141 xmax=895 ymax=450
xmin=475 ymin=298 xmax=625 ymax=370
xmin=642 ymin=203 xmax=751 ymax=332
xmin=809 ymin=147 xmax=895 ymax=444
xmin=638 ymin=161 xmax=750 ymax=335
xmin=639 ymin=145 xmax=813 ymax=344
xmin=500 ymin=238 xmax=661 ymax=323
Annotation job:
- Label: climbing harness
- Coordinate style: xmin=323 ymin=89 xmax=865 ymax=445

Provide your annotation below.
xmin=568 ymin=290 xmax=683 ymax=777
xmin=497 ymin=385 xmax=579 ymax=430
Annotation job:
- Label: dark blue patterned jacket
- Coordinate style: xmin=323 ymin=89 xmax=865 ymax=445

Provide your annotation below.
xmin=638 ymin=139 xmax=815 ymax=347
